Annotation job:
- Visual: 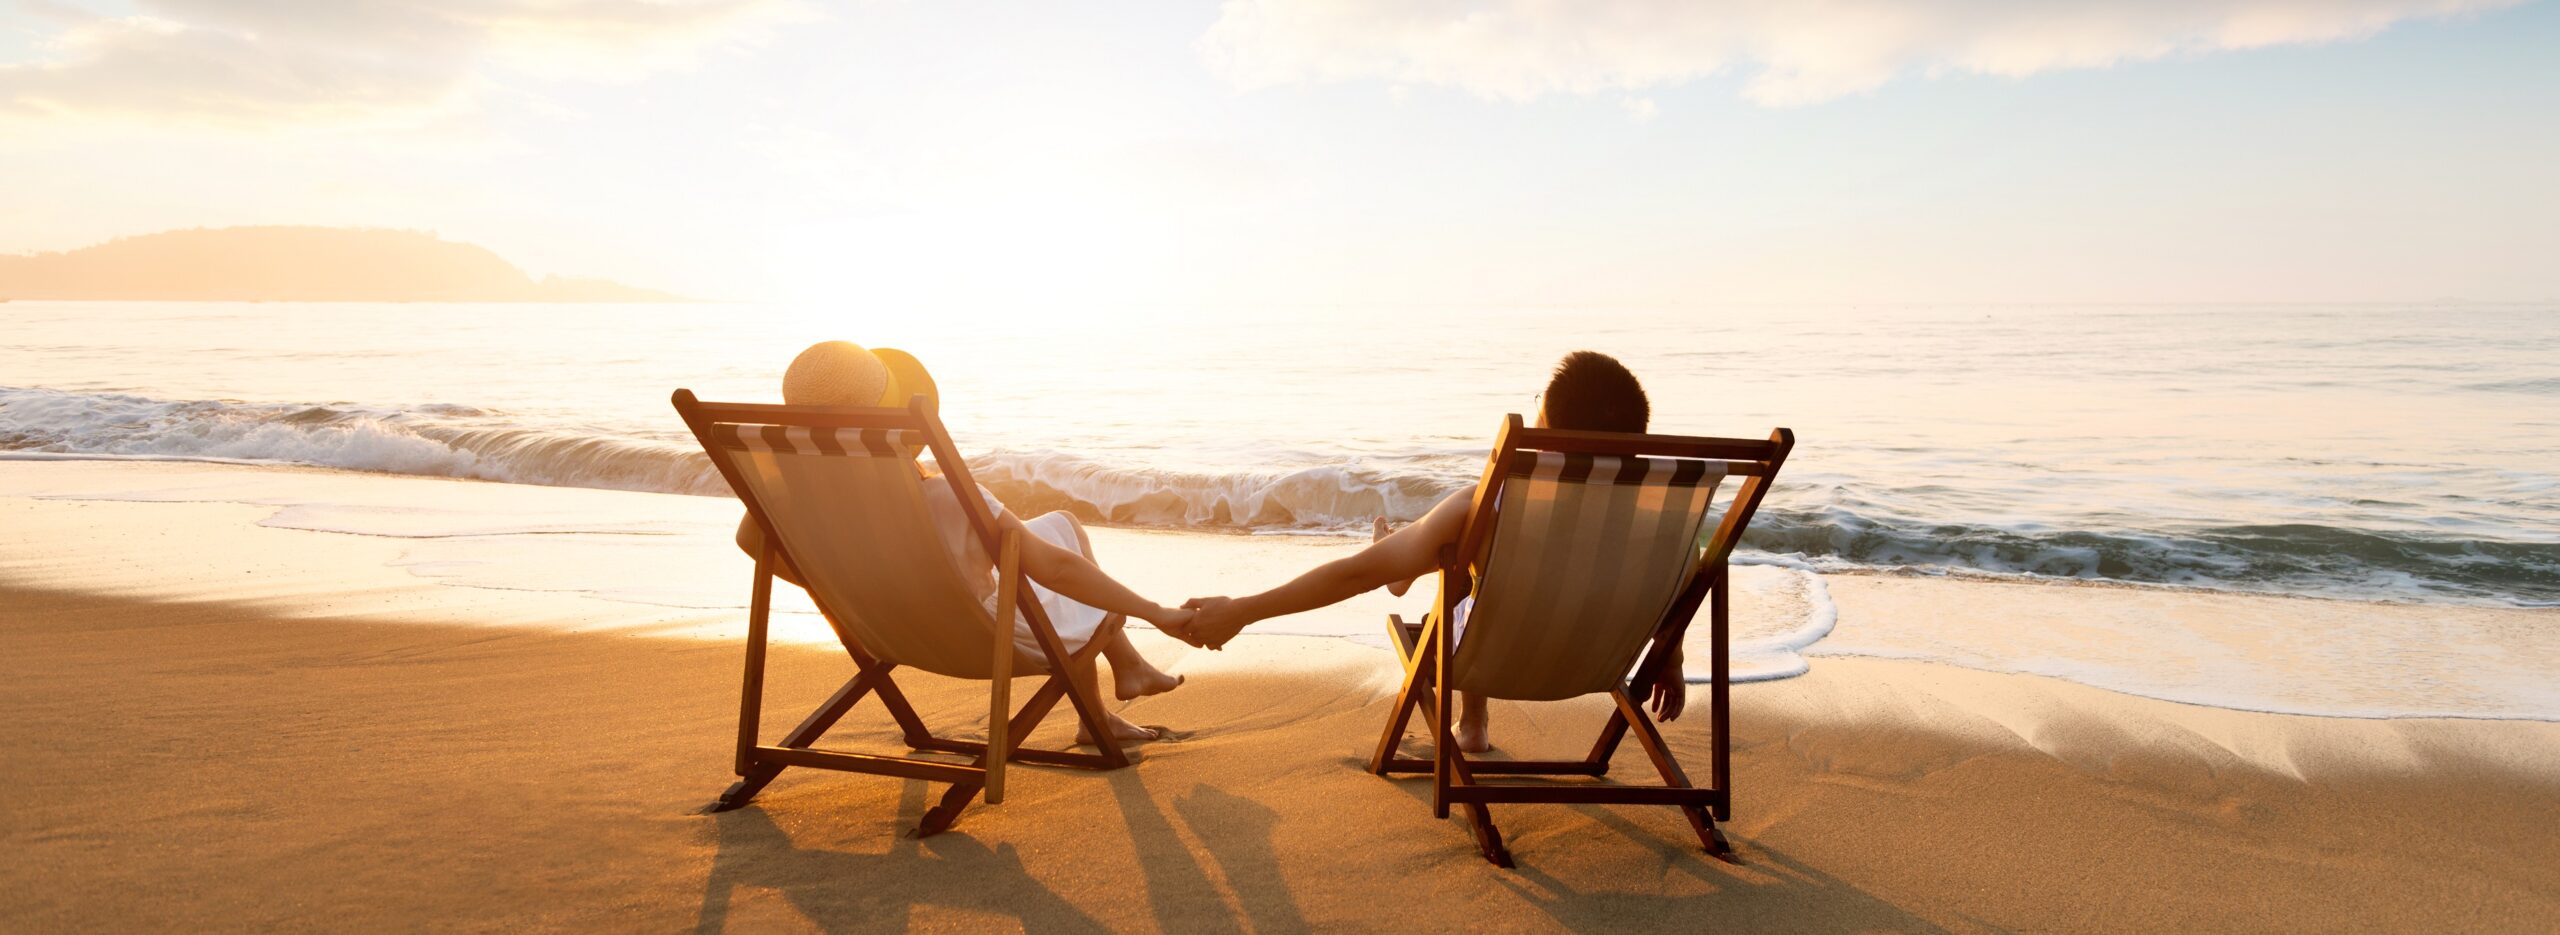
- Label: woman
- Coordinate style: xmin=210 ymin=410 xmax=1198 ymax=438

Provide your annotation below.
xmin=736 ymin=341 xmax=1186 ymax=744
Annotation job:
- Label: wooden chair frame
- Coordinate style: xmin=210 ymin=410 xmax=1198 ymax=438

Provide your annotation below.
xmin=672 ymin=389 xmax=1132 ymax=838
xmin=1367 ymin=415 xmax=1794 ymax=867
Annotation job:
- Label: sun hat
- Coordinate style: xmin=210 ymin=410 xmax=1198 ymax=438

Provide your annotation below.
xmin=780 ymin=341 xmax=939 ymax=412
xmin=868 ymin=347 xmax=940 ymax=411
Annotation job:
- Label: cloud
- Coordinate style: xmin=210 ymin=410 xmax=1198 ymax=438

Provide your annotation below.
xmin=1198 ymin=0 xmax=2524 ymax=106
xmin=0 ymin=0 xmax=803 ymax=127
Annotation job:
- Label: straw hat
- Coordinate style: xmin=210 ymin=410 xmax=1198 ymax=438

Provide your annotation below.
xmin=781 ymin=341 xmax=939 ymax=411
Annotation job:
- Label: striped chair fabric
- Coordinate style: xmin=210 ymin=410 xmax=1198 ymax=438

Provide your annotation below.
xmin=1450 ymin=452 xmax=1726 ymax=700
xmin=713 ymin=423 xmax=928 ymax=457
xmin=712 ymin=422 xmax=1011 ymax=680
xmin=1502 ymin=450 xmax=1723 ymax=487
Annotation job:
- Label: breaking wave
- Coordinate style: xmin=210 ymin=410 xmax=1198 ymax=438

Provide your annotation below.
xmin=0 ymin=387 xmax=726 ymax=495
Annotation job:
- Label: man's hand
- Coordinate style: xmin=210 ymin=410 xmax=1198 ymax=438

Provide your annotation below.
xmin=1178 ymin=596 xmax=1249 ymax=650
xmin=1646 ymin=647 xmax=1688 ymax=721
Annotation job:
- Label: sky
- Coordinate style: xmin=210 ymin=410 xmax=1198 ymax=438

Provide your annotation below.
xmin=2 ymin=0 xmax=2556 ymax=310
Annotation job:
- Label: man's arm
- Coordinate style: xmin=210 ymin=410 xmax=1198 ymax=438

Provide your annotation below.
xmin=1184 ymin=486 xmax=1475 ymax=648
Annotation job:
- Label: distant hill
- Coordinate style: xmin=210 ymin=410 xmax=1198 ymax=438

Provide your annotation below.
xmin=0 ymin=227 xmax=687 ymax=302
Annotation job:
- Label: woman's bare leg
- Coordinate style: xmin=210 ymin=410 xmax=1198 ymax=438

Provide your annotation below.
xmin=1068 ymin=647 xmax=1162 ymax=745
xmin=1103 ymin=631 xmax=1183 ymax=701
xmin=1050 ymin=511 xmax=1183 ymax=700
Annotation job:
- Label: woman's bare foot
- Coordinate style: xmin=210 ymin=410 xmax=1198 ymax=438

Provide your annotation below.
xmin=1077 ymin=712 xmax=1164 ymax=746
xmin=1112 ymin=657 xmax=1184 ymax=701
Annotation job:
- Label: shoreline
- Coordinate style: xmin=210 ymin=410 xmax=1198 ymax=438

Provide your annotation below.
xmin=9 ymin=447 xmax=2544 ymax=609
xmin=2 ymin=457 xmax=2553 ymax=721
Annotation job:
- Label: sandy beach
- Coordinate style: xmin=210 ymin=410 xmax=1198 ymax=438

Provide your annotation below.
xmin=2 ymin=460 xmax=2555 ymax=932
xmin=11 ymin=1 xmax=2560 ymax=928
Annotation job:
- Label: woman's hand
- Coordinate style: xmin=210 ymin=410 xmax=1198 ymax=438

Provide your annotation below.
xmin=1139 ymin=604 xmax=1195 ymax=634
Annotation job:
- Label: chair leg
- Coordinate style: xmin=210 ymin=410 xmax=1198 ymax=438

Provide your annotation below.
xmin=1368 ymin=689 xmax=1423 ymax=776
xmin=1584 ymin=713 xmax=1629 ymax=777
xmin=1612 ymin=688 xmax=1735 ymax=862
xmin=1432 ymin=610 xmax=1458 ymax=823
xmin=1703 ymin=822 xmax=1735 ymax=860
xmin=1432 ymin=688 xmax=1453 ymax=820
xmin=916 ymin=778 xmax=983 ymax=837
xmin=871 ymin=672 xmax=935 ymax=749
xmin=731 ymin=555 xmax=777 ymax=777
xmin=709 ymin=671 xmax=879 ymax=812
xmin=1368 ymin=660 xmax=1431 ymax=775
xmin=1057 ymin=649 xmax=1130 ymax=769
xmin=1588 ymin=629 xmax=1684 ymax=774
xmin=913 ymin=699 xmax=1039 ymax=838
xmin=711 ymin=769 xmax=782 ymax=812
xmin=717 ymin=554 xmax=809 ymax=813
xmin=1447 ymin=761 xmax=1511 ymax=867
xmin=904 ymin=609 xmax=1132 ymax=836
xmin=910 ymin=667 xmax=1098 ymax=838
xmin=1448 ymin=752 xmax=1510 ymax=868
xmin=1466 ymin=803 xmax=1514 ymax=868
xmin=1410 ymin=678 xmax=1512 ymax=867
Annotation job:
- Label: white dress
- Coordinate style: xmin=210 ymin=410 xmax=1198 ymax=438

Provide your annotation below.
xmin=922 ymin=481 xmax=1111 ymax=660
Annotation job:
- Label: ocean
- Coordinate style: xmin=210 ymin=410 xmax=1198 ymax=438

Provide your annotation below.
xmin=4 ymin=301 xmax=2556 ymax=717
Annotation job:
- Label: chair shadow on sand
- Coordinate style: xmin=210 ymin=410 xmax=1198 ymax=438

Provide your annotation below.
xmin=693 ymin=780 xmax=1113 ymax=935
xmin=1117 ymin=776 xmax=1314 ymax=935
xmin=690 ymin=764 xmax=1315 ymax=935
xmin=1363 ymin=749 xmax=1957 ymax=934
xmin=694 ymin=749 xmax=1949 ymax=935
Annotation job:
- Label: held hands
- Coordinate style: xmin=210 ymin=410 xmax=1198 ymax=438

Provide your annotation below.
xmin=1170 ymin=595 xmax=1248 ymax=650
xmin=1145 ymin=595 xmax=1238 ymax=649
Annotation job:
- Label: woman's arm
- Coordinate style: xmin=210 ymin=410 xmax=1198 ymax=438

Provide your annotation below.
xmin=734 ymin=515 xmax=806 ymax=586
xmin=1004 ymin=512 xmax=1189 ymax=629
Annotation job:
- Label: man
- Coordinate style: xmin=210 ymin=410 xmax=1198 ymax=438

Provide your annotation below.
xmin=1171 ymin=351 xmax=1687 ymax=752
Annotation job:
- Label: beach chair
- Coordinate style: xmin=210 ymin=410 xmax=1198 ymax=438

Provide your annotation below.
xmin=672 ymin=389 xmax=1132 ymax=837
xmin=1371 ymin=415 xmax=1792 ymax=866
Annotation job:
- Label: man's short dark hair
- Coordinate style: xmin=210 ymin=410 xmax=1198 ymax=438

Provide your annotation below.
xmin=1542 ymin=351 xmax=1649 ymax=433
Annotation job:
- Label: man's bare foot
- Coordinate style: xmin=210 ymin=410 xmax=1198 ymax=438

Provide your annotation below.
xmin=1077 ymin=712 xmax=1164 ymax=746
xmin=1112 ymin=659 xmax=1184 ymax=701
xmin=1454 ymin=713 xmax=1493 ymax=753
xmin=1375 ymin=517 xmax=1415 ymax=597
